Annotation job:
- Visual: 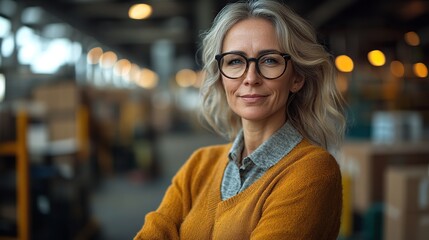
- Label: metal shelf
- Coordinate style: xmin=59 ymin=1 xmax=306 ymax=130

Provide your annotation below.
xmin=0 ymin=111 xmax=29 ymax=240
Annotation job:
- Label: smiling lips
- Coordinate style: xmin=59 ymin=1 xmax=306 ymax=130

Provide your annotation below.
xmin=239 ymin=94 xmax=269 ymax=103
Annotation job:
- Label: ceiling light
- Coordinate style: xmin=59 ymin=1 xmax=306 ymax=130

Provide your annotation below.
xmin=390 ymin=61 xmax=405 ymax=78
xmin=129 ymin=4 xmax=152 ymax=20
xmin=404 ymin=31 xmax=420 ymax=46
xmin=114 ymin=59 xmax=131 ymax=76
xmin=413 ymin=62 xmax=428 ymax=78
xmin=336 ymin=74 xmax=348 ymax=93
xmin=368 ymin=50 xmax=386 ymax=67
xmin=137 ymin=68 xmax=158 ymax=89
xmin=99 ymin=51 xmax=117 ymax=69
xmin=335 ymin=55 xmax=354 ymax=73
xmin=129 ymin=64 xmax=141 ymax=82
xmin=1 ymin=34 xmax=14 ymax=57
xmin=87 ymin=47 xmax=103 ymax=64
xmin=0 ymin=16 xmax=11 ymax=38
xmin=0 ymin=73 xmax=5 ymax=103
xmin=176 ymin=69 xmax=197 ymax=87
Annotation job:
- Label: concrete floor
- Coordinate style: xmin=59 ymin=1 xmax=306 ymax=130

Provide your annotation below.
xmin=90 ymin=132 xmax=226 ymax=240
xmin=91 ymin=175 xmax=170 ymax=240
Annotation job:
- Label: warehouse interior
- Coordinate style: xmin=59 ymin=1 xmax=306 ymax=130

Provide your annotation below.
xmin=0 ymin=0 xmax=428 ymax=239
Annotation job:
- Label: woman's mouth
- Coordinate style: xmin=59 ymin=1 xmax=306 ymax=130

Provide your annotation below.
xmin=240 ymin=94 xmax=268 ymax=103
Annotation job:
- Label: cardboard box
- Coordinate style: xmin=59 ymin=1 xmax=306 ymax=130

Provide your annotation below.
xmin=33 ymin=81 xmax=79 ymax=113
xmin=384 ymin=211 xmax=429 ymax=240
xmin=340 ymin=141 xmax=429 ymax=213
xmin=48 ymin=116 xmax=77 ymax=141
xmin=385 ymin=166 xmax=429 ymax=213
xmin=384 ymin=166 xmax=429 ymax=240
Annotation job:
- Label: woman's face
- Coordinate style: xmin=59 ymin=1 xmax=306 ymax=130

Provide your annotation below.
xmin=221 ymin=18 xmax=303 ymax=124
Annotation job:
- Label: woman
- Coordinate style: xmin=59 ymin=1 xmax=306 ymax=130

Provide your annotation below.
xmin=134 ymin=0 xmax=346 ymax=239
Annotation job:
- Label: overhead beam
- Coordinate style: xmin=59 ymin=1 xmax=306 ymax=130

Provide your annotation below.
xmin=307 ymin=0 xmax=357 ymax=27
xmin=99 ymin=27 xmax=192 ymax=44
xmin=71 ymin=1 xmax=189 ymax=19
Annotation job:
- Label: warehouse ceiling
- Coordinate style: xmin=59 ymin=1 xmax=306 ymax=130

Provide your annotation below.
xmin=13 ymin=0 xmax=429 ymax=69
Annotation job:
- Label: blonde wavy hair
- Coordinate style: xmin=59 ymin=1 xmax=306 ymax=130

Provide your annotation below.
xmin=199 ymin=0 xmax=346 ymax=152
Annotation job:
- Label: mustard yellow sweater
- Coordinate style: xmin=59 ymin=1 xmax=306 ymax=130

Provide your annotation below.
xmin=134 ymin=139 xmax=342 ymax=240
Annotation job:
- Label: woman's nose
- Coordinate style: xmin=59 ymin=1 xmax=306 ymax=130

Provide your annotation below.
xmin=243 ymin=62 xmax=261 ymax=85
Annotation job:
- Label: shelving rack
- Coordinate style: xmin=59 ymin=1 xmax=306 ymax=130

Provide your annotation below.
xmin=0 ymin=111 xmax=29 ymax=240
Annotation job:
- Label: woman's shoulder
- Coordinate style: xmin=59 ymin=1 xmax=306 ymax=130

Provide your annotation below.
xmin=267 ymin=139 xmax=341 ymax=195
xmin=287 ymin=138 xmax=340 ymax=178
xmin=293 ymin=138 xmax=336 ymax=160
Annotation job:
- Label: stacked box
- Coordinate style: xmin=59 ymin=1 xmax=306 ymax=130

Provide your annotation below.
xmin=340 ymin=141 xmax=429 ymax=214
xmin=48 ymin=113 xmax=78 ymax=141
xmin=384 ymin=166 xmax=429 ymax=240
xmin=30 ymin=82 xmax=94 ymax=239
xmin=33 ymin=81 xmax=78 ymax=113
xmin=32 ymin=81 xmax=80 ymax=142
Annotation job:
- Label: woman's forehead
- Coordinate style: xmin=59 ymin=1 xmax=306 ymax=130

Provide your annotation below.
xmin=222 ymin=18 xmax=280 ymax=53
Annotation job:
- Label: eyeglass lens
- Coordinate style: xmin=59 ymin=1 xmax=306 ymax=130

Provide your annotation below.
xmin=219 ymin=53 xmax=287 ymax=79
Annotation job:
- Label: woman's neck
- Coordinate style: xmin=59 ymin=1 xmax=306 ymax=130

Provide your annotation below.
xmin=241 ymin=117 xmax=286 ymax=158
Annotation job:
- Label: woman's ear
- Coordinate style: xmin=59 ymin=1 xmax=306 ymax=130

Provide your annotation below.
xmin=290 ymin=76 xmax=305 ymax=93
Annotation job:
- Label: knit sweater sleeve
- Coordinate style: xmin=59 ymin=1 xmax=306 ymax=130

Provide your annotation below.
xmin=250 ymin=149 xmax=342 ymax=240
xmin=133 ymin=148 xmax=203 ymax=240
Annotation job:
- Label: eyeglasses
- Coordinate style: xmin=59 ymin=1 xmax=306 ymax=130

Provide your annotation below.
xmin=215 ymin=51 xmax=291 ymax=79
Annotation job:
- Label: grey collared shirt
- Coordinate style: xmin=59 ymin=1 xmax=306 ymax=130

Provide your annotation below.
xmin=221 ymin=121 xmax=303 ymax=200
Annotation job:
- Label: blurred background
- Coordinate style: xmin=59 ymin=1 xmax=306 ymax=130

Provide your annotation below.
xmin=0 ymin=0 xmax=428 ymax=239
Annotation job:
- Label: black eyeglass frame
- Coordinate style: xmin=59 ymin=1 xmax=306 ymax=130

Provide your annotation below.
xmin=215 ymin=51 xmax=291 ymax=80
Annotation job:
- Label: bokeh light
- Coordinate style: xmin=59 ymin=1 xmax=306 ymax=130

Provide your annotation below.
xmin=114 ymin=59 xmax=131 ymax=76
xmin=368 ymin=50 xmax=386 ymax=67
xmin=137 ymin=68 xmax=158 ymax=89
xmin=99 ymin=51 xmax=117 ymax=69
xmin=335 ymin=55 xmax=354 ymax=73
xmin=404 ymin=31 xmax=420 ymax=46
xmin=176 ymin=69 xmax=197 ymax=87
xmin=129 ymin=4 xmax=152 ymax=20
xmin=87 ymin=47 xmax=103 ymax=64
xmin=390 ymin=61 xmax=405 ymax=78
xmin=413 ymin=62 xmax=428 ymax=78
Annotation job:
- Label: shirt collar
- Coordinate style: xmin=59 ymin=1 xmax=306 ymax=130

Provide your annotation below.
xmin=228 ymin=121 xmax=303 ymax=170
xmin=228 ymin=130 xmax=244 ymax=165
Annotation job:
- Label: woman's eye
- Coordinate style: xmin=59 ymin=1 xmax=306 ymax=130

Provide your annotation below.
xmin=261 ymin=57 xmax=278 ymax=65
xmin=228 ymin=58 xmax=244 ymax=65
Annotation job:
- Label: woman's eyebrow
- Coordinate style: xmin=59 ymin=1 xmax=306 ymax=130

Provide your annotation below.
xmin=258 ymin=49 xmax=281 ymax=55
xmin=222 ymin=49 xmax=281 ymax=56
xmin=222 ymin=50 xmax=246 ymax=55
